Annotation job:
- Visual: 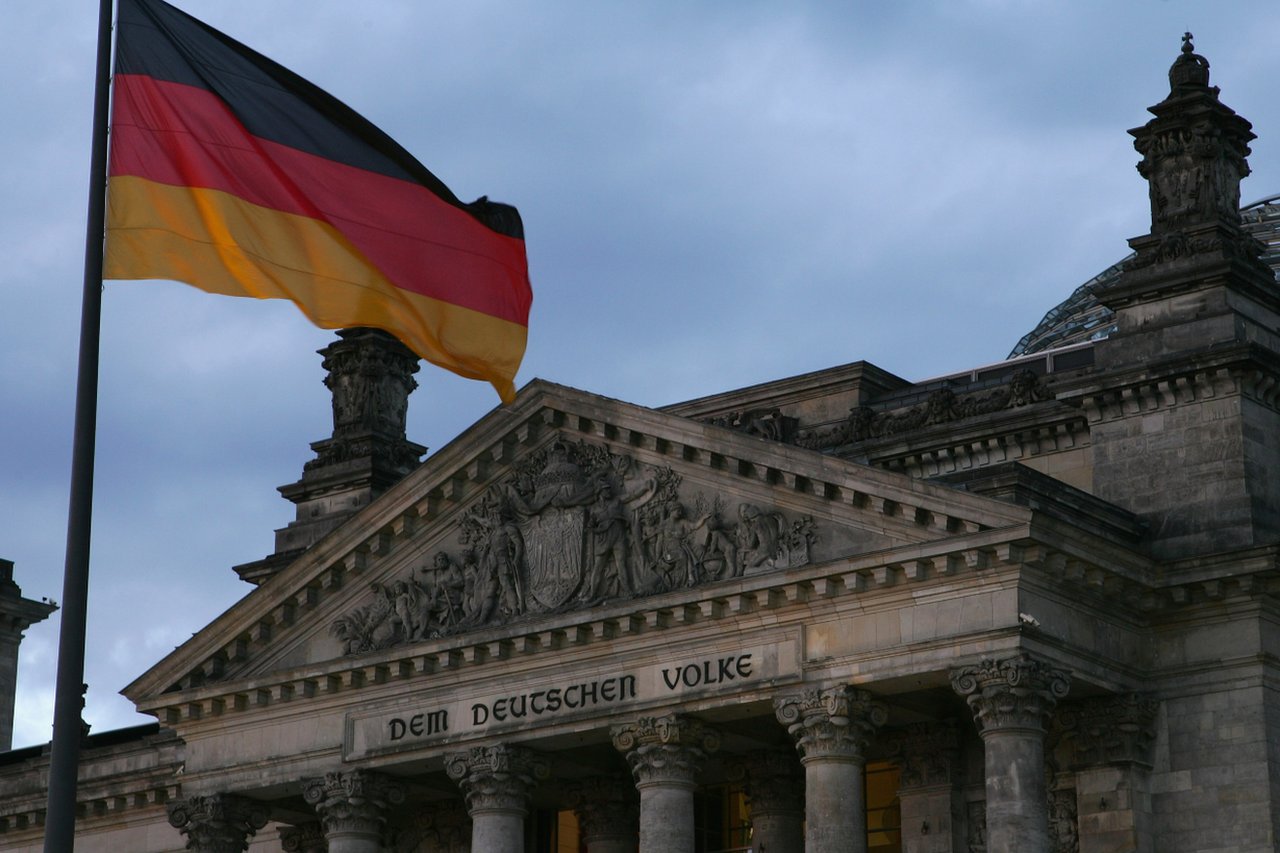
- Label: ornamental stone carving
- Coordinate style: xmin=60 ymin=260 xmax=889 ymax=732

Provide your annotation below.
xmin=445 ymin=744 xmax=549 ymax=815
xmin=725 ymin=749 xmax=805 ymax=816
xmin=308 ymin=327 xmax=423 ymax=474
xmin=563 ymin=776 xmax=639 ymax=843
xmin=611 ymin=714 xmax=721 ymax=787
xmin=797 ymin=369 xmax=1052 ymax=449
xmin=967 ymin=801 xmax=987 ymax=853
xmin=1049 ymin=787 xmax=1079 ymax=853
xmin=950 ymin=655 xmax=1071 ymax=735
xmin=1059 ymin=693 xmax=1158 ymax=768
xmin=302 ymin=770 xmax=406 ymax=839
xmin=332 ymin=438 xmax=817 ymax=654
xmin=167 ymin=793 xmax=270 ymax=853
xmin=278 ymin=822 xmax=326 ymax=853
xmin=885 ymin=719 xmax=960 ymax=790
xmin=391 ymin=801 xmax=471 ymax=853
xmin=773 ymin=686 xmax=888 ymax=763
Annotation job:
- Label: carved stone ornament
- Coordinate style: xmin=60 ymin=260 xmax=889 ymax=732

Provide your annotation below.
xmin=797 ymin=369 xmax=1052 ymax=450
xmin=950 ymin=655 xmax=1071 ymax=736
xmin=166 ymin=793 xmax=270 ymax=853
xmin=967 ymin=800 xmax=987 ymax=853
xmin=563 ymin=775 xmax=640 ymax=843
xmin=725 ymin=749 xmax=805 ymax=817
xmin=1058 ymin=693 xmax=1159 ymax=768
xmin=700 ymin=407 xmax=799 ymax=443
xmin=302 ymin=770 xmax=406 ymax=838
xmin=884 ymin=719 xmax=960 ymax=790
xmin=278 ymin=821 xmax=326 ymax=853
xmin=332 ymin=438 xmax=817 ymax=654
xmin=611 ymin=714 xmax=721 ymax=788
xmin=391 ymin=800 xmax=472 ymax=853
xmin=773 ymin=686 xmax=888 ymax=763
xmin=1049 ymin=787 xmax=1079 ymax=853
xmin=445 ymin=744 xmax=549 ymax=815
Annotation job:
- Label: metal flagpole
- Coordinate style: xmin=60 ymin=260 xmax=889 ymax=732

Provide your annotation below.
xmin=44 ymin=0 xmax=116 ymax=848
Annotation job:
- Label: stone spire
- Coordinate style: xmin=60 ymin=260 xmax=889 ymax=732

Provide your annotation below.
xmin=1104 ymin=33 xmax=1273 ymax=305
xmin=234 ymin=328 xmax=427 ymax=584
xmin=0 ymin=559 xmax=56 ymax=751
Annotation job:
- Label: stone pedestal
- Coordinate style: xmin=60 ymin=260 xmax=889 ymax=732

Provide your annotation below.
xmin=167 ymin=793 xmax=269 ymax=852
xmin=951 ymin=655 xmax=1071 ymax=853
xmin=1062 ymin=694 xmax=1158 ymax=853
xmin=446 ymin=744 xmax=548 ymax=853
xmin=612 ymin=714 xmax=720 ymax=853
xmin=303 ymin=770 xmax=406 ymax=853
xmin=890 ymin=721 xmax=962 ymax=853
xmin=727 ymin=749 xmax=805 ymax=853
xmin=774 ymin=686 xmax=887 ymax=853
xmin=565 ymin=775 xmax=640 ymax=853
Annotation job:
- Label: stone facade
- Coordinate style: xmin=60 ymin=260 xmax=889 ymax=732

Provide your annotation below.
xmin=3 ymin=33 xmax=1280 ymax=853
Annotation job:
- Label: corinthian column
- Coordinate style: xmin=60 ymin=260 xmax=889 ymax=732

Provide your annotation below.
xmin=565 ymin=775 xmax=640 ymax=853
xmin=446 ymin=744 xmax=549 ymax=853
xmin=303 ymin=770 xmax=406 ymax=853
xmin=166 ymin=793 xmax=270 ymax=853
xmin=727 ymin=749 xmax=805 ymax=853
xmin=951 ymin=654 xmax=1071 ymax=853
xmin=611 ymin=714 xmax=720 ymax=853
xmin=774 ymin=686 xmax=887 ymax=853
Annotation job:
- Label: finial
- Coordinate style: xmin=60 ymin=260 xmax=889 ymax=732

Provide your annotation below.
xmin=1169 ymin=31 xmax=1210 ymax=92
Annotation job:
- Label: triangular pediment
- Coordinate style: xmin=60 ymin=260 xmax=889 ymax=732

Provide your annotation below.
xmin=125 ymin=380 xmax=1037 ymax=710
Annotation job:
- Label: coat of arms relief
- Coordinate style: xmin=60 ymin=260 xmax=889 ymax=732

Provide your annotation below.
xmin=333 ymin=439 xmax=816 ymax=655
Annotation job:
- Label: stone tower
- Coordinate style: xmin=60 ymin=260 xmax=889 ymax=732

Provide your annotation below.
xmin=1092 ymin=34 xmax=1280 ymax=557
xmin=0 ymin=559 xmax=56 ymax=751
xmin=234 ymin=328 xmax=427 ymax=584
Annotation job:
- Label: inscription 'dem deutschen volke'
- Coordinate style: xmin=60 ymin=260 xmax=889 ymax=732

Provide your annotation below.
xmin=344 ymin=639 xmax=798 ymax=759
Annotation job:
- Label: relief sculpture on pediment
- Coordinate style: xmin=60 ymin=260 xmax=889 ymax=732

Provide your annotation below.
xmin=332 ymin=438 xmax=816 ymax=654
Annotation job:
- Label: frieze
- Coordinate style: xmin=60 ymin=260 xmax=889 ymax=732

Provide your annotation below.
xmin=797 ymin=369 xmax=1052 ymax=450
xmin=699 ymin=408 xmax=798 ymax=443
xmin=344 ymin=638 xmax=799 ymax=759
xmin=332 ymin=438 xmax=816 ymax=655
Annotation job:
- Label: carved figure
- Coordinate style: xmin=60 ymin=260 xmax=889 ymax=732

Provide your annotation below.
xmin=461 ymin=548 xmax=500 ymax=627
xmin=472 ymin=509 xmax=526 ymax=618
xmin=420 ymin=552 xmax=465 ymax=636
xmin=582 ymin=481 xmax=632 ymax=602
xmin=735 ymin=503 xmax=783 ymax=575
xmin=329 ymin=439 xmax=820 ymax=655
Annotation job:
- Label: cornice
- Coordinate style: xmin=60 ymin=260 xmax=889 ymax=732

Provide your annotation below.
xmin=1059 ymin=343 xmax=1280 ymax=422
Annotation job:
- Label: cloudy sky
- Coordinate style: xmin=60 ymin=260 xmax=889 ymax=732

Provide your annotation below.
xmin=5 ymin=1 xmax=1280 ymax=748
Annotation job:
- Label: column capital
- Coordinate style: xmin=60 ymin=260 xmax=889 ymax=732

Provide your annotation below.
xmin=611 ymin=714 xmax=720 ymax=788
xmin=445 ymin=743 xmax=548 ymax=816
xmin=167 ymin=793 xmax=270 ymax=853
xmin=725 ymin=748 xmax=805 ymax=817
xmin=278 ymin=821 xmax=326 ymax=853
xmin=1060 ymin=693 xmax=1159 ymax=768
xmin=951 ymin=654 xmax=1071 ymax=736
xmin=564 ymin=775 xmax=639 ymax=845
xmin=773 ymin=685 xmax=887 ymax=763
xmin=302 ymin=769 xmax=406 ymax=839
xmin=885 ymin=719 xmax=960 ymax=791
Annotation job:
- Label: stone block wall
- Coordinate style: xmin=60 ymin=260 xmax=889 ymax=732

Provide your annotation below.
xmin=1150 ymin=682 xmax=1276 ymax=852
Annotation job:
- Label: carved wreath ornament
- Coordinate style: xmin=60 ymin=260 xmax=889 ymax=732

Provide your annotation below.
xmin=332 ymin=439 xmax=817 ymax=655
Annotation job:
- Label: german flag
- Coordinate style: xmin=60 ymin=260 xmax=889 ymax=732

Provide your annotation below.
xmin=105 ymin=0 xmax=532 ymax=402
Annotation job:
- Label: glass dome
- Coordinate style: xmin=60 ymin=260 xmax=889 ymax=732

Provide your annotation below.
xmin=1007 ymin=195 xmax=1280 ymax=358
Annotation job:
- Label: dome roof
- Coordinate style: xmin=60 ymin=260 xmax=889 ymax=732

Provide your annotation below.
xmin=1008 ymin=194 xmax=1280 ymax=358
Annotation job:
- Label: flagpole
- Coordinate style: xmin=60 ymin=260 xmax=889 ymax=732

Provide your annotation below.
xmin=44 ymin=0 xmax=115 ymax=849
